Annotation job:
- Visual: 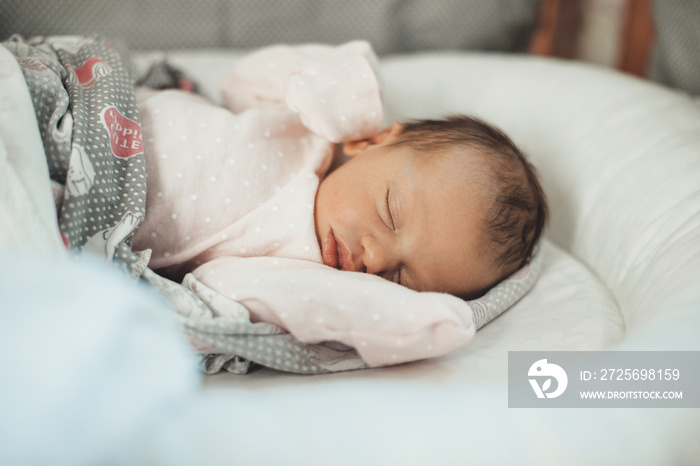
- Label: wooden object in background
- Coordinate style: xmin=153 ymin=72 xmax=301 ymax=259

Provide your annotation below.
xmin=618 ymin=0 xmax=655 ymax=76
xmin=529 ymin=0 xmax=582 ymax=58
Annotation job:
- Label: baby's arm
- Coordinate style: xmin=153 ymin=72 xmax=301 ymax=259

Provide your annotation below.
xmin=222 ymin=41 xmax=383 ymax=142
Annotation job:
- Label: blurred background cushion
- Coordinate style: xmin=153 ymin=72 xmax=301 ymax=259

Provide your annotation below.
xmin=648 ymin=0 xmax=700 ymax=95
xmin=3 ymin=0 xmax=700 ymax=96
xmin=0 ymin=0 xmax=541 ymax=54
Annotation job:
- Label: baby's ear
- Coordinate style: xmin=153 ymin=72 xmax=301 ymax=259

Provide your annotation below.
xmin=343 ymin=123 xmax=404 ymax=157
xmin=342 ymin=139 xmax=371 ymax=156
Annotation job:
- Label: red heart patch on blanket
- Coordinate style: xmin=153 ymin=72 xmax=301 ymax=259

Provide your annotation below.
xmin=17 ymin=57 xmax=49 ymax=73
xmin=65 ymin=57 xmax=112 ymax=88
xmin=100 ymin=106 xmax=144 ymax=159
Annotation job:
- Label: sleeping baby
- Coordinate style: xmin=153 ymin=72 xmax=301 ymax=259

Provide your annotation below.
xmin=133 ymin=40 xmax=547 ymax=301
xmin=131 ymin=41 xmax=547 ymax=366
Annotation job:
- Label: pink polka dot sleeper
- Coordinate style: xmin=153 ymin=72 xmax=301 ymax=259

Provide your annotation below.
xmin=131 ymin=42 xmax=477 ymax=368
xmin=132 ymin=41 xmax=383 ymax=281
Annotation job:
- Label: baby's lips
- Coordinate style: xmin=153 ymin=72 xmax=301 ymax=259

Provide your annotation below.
xmin=322 ymin=229 xmax=339 ymax=269
xmin=336 ymin=235 xmax=355 ymax=272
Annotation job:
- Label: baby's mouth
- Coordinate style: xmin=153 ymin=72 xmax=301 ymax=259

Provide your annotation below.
xmin=336 ymin=235 xmax=352 ymax=271
xmin=323 ymin=229 xmax=353 ymax=271
xmin=322 ymin=229 xmax=339 ymax=269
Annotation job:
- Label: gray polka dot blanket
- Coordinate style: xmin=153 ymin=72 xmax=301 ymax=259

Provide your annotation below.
xmin=2 ymin=35 xmax=542 ymax=374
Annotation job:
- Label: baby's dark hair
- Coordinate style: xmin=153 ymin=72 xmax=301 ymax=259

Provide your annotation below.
xmin=388 ymin=115 xmax=548 ymax=278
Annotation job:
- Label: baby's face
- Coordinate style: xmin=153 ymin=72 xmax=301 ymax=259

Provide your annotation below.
xmin=314 ymin=135 xmax=501 ymax=298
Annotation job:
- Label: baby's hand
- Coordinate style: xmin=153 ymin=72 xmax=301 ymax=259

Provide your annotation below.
xmin=285 ymin=54 xmax=382 ymax=144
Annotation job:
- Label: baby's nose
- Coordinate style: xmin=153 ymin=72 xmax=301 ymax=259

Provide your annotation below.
xmin=361 ymin=234 xmax=397 ymax=277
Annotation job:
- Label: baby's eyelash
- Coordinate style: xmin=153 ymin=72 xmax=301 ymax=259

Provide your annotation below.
xmin=385 ymin=188 xmax=395 ymax=230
